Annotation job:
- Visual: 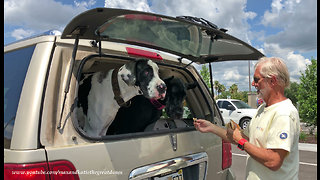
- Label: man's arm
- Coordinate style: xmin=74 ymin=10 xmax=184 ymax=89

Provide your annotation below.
xmin=230 ymin=128 xmax=288 ymax=171
xmin=194 ymin=119 xmax=231 ymax=142
xmin=194 ymin=119 xmax=287 ymax=171
xmin=243 ymin=141 xmax=288 ymax=171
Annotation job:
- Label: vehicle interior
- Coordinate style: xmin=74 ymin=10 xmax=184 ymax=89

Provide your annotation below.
xmin=72 ymin=53 xmax=216 ymax=140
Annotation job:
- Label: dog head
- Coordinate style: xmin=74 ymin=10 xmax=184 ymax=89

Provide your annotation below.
xmin=119 ymin=59 xmax=166 ymax=99
xmin=163 ymin=76 xmax=197 ymax=119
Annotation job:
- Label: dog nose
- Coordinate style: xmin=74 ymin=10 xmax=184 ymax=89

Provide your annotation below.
xmin=157 ymin=83 xmax=167 ymax=94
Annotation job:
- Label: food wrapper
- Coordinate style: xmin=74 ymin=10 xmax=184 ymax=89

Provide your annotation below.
xmin=226 ymin=119 xmax=241 ymax=130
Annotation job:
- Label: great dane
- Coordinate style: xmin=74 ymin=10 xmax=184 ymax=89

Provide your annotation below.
xmin=77 ymin=59 xmax=166 ymax=137
xmin=107 ymin=76 xmax=197 ymax=135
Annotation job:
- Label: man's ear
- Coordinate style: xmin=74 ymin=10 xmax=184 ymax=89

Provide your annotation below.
xmin=119 ymin=61 xmax=137 ymax=86
xmin=270 ymin=75 xmax=277 ymax=86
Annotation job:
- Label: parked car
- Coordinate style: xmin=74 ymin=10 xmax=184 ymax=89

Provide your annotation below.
xmin=4 ymin=8 xmax=264 ymax=180
xmin=216 ymin=99 xmax=257 ymax=129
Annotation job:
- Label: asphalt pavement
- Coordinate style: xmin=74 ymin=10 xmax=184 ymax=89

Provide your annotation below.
xmin=230 ymin=143 xmax=317 ymax=180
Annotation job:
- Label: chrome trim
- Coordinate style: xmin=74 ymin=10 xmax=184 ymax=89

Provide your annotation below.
xmin=169 ymin=134 xmax=177 ymax=151
xmin=129 ymin=152 xmax=208 ymax=180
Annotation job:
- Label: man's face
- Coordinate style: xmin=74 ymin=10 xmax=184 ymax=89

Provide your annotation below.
xmin=252 ymin=65 xmax=272 ymax=101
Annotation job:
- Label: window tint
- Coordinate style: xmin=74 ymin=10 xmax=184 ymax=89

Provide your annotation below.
xmin=4 ymin=45 xmax=35 ymax=149
xmin=217 ymin=101 xmax=223 ymax=108
xmin=221 ymin=101 xmax=232 ymax=109
xmin=231 ymin=100 xmax=252 ymax=109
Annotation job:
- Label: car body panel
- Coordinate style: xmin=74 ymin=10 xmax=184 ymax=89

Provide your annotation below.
xmin=4 ymin=149 xmax=47 ymax=164
xmin=32 ymin=36 xmax=229 ymax=179
xmin=4 ymin=36 xmax=233 ymax=179
xmin=45 ymin=131 xmax=223 ymax=179
xmin=8 ymin=40 xmax=55 ymax=150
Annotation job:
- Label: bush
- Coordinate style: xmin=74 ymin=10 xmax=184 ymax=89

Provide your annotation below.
xmin=299 ymin=132 xmax=307 ymax=141
xmin=297 ymin=58 xmax=317 ymax=130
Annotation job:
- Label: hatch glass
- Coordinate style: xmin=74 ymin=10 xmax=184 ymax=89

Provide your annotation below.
xmin=96 ymin=14 xmax=254 ymax=60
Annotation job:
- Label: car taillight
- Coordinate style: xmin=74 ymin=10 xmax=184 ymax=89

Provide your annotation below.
xmin=4 ymin=162 xmax=49 ymax=180
xmin=48 ymin=160 xmax=80 ymax=180
xmin=222 ymin=139 xmax=232 ymax=170
xmin=126 ymin=47 xmax=163 ymax=60
xmin=4 ymin=160 xmax=79 ymax=180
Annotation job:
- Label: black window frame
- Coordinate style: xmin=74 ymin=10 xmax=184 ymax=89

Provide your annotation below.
xmin=4 ymin=45 xmax=36 ymax=149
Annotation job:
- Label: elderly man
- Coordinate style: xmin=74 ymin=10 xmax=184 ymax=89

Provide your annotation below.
xmin=194 ymin=57 xmax=300 ymax=180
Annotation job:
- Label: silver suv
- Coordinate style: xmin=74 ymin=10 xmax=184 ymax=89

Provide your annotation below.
xmin=4 ymin=8 xmax=264 ymax=180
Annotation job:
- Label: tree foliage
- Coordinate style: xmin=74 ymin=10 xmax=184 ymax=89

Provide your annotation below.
xmin=284 ymin=82 xmax=299 ymax=107
xmin=297 ymin=58 xmax=317 ymax=128
xmin=229 ymin=84 xmax=238 ymax=94
xmin=200 ymin=65 xmax=248 ymax=102
xmin=200 ymin=65 xmax=212 ymax=93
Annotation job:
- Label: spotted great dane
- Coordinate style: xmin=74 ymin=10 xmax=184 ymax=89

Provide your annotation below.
xmin=78 ymin=59 xmax=166 ymax=137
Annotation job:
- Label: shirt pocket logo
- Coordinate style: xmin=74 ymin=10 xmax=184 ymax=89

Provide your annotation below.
xmin=279 ymin=131 xmax=288 ymax=140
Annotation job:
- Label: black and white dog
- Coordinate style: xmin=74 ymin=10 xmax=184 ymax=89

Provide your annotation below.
xmin=106 ymin=76 xmax=196 ymax=135
xmin=77 ymin=59 xmax=166 ymax=137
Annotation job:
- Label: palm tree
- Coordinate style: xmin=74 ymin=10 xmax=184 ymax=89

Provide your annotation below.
xmin=218 ymin=84 xmax=226 ymax=96
xmin=229 ymin=84 xmax=238 ymax=95
xmin=214 ymin=80 xmax=220 ymax=97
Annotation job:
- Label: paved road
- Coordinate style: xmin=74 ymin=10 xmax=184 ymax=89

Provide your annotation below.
xmin=230 ymin=144 xmax=317 ymax=179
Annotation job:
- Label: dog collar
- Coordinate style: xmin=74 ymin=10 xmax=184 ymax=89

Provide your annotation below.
xmin=149 ymin=99 xmax=166 ymax=110
xmin=112 ymin=67 xmax=130 ymax=107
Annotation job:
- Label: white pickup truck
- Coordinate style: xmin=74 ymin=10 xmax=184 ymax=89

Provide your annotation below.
xmin=216 ymin=99 xmax=257 ymax=129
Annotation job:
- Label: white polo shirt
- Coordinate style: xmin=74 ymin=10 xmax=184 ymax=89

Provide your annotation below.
xmin=243 ymin=99 xmax=300 ymax=180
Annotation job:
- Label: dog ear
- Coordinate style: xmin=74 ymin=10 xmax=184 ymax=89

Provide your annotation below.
xmin=164 ymin=76 xmax=174 ymax=83
xmin=186 ymin=82 xmax=197 ymax=90
xmin=119 ymin=60 xmax=137 ymax=86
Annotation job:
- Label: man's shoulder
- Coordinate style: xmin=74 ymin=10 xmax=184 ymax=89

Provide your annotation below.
xmin=275 ymin=99 xmax=299 ymax=119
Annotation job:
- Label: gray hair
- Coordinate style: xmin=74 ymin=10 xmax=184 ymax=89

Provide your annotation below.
xmin=254 ymin=57 xmax=290 ymax=88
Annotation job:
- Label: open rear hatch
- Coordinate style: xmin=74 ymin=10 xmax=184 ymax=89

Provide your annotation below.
xmin=61 ymin=8 xmax=264 ymax=63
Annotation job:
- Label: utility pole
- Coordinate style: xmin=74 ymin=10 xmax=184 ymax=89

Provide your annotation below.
xmin=248 ymin=60 xmax=251 ymax=92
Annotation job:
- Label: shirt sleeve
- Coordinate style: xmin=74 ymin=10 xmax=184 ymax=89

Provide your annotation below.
xmin=265 ymin=114 xmax=296 ymax=152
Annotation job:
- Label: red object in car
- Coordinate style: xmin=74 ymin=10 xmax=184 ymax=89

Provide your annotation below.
xmin=126 ymin=47 xmax=163 ymax=61
xmin=4 ymin=160 xmax=79 ymax=180
xmin=124 ymin=14 xmax=162 ymax=21
xmin=222 ymin=139 xmax=232 ymax=170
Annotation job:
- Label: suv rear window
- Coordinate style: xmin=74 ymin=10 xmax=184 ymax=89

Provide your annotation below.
xmin=4 ymin=45 xmax=35 ymax=149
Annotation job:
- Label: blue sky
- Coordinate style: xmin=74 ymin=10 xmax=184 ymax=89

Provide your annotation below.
xmin=4 ymin=0 xmax=317 ymax=91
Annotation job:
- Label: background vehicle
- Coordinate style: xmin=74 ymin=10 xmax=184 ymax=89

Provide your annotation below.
xmin=216 ymin=99 xmax=257 ymax=129
xmin=4 ymin=8 xmax=264 ymax=180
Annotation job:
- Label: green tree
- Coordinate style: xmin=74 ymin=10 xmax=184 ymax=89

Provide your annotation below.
xmin=217 ymin=90 xmax=231 ymax=99
xmin=297 ymin=58 xmax=317 ymax=131
xmin=284 ymin=82 xmax=299 ymax=107
xmin=214 ymin=80 xmax=220 ymax=96
xmin=229 ymin=84 xmax=238 ymax=95
xmin=200 ymin=65 xmax=212 ymax=93
xmin=218 ymin=84 xmax=226 ymax=96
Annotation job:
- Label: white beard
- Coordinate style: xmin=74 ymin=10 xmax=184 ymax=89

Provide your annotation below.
xmin=257 ymin=85 xmax=272 ymax=101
